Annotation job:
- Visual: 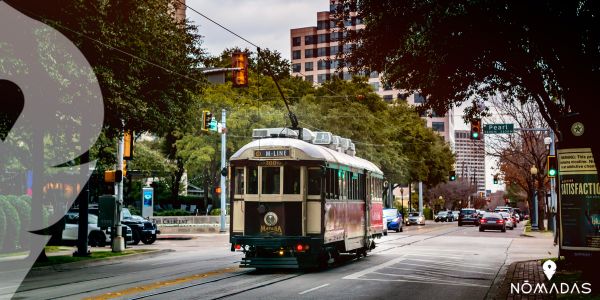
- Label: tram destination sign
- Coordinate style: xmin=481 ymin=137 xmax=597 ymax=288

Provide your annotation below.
xmin=483 ymin=123 xmax=514 ymax=134
xmin=254 ymin=149 xmax=290 ymax=158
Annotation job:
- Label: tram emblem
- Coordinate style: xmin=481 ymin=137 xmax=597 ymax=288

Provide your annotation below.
xmin=264 ymin=212 xmax=278 ymax=226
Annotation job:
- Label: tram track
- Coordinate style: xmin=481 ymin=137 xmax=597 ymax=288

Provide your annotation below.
xmin=119 ymin=224 xmax=467 ymax=300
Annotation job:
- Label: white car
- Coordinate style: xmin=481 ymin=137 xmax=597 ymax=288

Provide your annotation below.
xmin=499 ymin=212 xmax=514 ymax=230
xmin=406 ymin=212 xmax=426 ymax=225
xmin=62 ymin=212 xmax=132 ymax=246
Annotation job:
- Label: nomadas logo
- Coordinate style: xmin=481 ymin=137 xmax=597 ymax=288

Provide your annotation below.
xmin=510 ymin=260 xmax=592 ymax=295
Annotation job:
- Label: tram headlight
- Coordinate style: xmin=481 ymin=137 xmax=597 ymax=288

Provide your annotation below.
xmin=244 ymin=245 xmax=250 ymax=251
xmin=278 ymin=250 xmax=285 ymax=256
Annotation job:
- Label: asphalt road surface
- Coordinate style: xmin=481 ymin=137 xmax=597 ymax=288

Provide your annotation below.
xmin=12 ymin=221 xmax=555 ymax=300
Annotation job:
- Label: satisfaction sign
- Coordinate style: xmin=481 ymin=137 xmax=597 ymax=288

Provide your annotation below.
xmin=558 ymin=148 xmax=600 ymax=251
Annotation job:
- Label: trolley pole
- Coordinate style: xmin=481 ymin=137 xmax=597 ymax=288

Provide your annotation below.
xmin=220 ymin=109 xmax=227 ymax=233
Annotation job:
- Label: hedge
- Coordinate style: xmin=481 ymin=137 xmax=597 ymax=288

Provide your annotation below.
xmin=0 ymin=196 xmax=21 ymax=252
xmin=10 ymin=196 xmax=31 ymax=248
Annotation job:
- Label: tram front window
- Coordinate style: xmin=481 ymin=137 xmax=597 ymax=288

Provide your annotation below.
xmin=247 ymin=166 xmax=258 ymax=194
xmin=235 ymin=168 xmax=244 ymax=194
xmin=261 ymin=167 xmax=281 ymax=194
xmin=284 ymin=165 xmax=300 ymax=194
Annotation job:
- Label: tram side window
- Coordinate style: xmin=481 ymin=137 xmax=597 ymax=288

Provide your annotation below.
xmin=247 ymin=166 xmax=258 ymax=194
xmin=235 ymin=168 xmax=244 ymax=194
xmin=284 ymin=165 xmax=301 ymax=194
xmin=262 ymin=167 xmax=281 ymax=194
xmin=307 ymin=168 xmax=321 ymax=195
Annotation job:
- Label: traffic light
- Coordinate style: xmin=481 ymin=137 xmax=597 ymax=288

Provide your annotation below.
xmin=547 ymin=155 xmax=558 ymax=177
xmin=123 ymin=131 xmax=134 ymax=160
xmin=470 ymin=118 xmax=482 ymax=140
xmin=449 ymin=170 xmax=456 ymax=181
xmin=232 ymin=52 xmax=248 ymax=87
xmin=202 ymin=110 xmax=212 ymax=131
xmin=493 ymin=175 xmax=499 ymax=184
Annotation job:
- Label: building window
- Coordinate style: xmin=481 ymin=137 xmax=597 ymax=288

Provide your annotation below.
xmin=317 ymin=74 xmax=330 ymax=83
xmin=330 ymin=32 xmax=342 ymax=42
xmin=370 ymin=82 xmax=379 ymax=91
xmin=292 ymin=63 xmax=301 ymax=73
xmin=318 ymin=34 xmax=329 ymax=44
xmin=330 ymin=46 xmax=339 ymax=55
xmin=383 ymin=83 xmax=392 ymax=91
xmin=343 ymin=72 xmax=352 ymax=80
xmin=432 ymin=122 xmax=445 ymax=132
xmin=369 ymin=71 xmax=379 ymax=78
xmin=317 ymin=47 xmax=329 ymax=57
xmin=305 ymin=62 xmax=313 ymax=71
xmin=398 ymin=93 xmax=409 ymax=101
xmin=292 ymin=36 xmax=301 ymax=47
xmin=414 ymin=93 xmax=426 ymax=104
xmin=330 ymin=60 xmax=339 ymax=70
xmin=318 ymin=60 xmax=330 ymax=70
xmin=292 ymin=50 xmax=301 ymax=60
xmin=317 ymin=20 xmax=330 ymax=30
xmin=383 ymin=95 xmax=393 ymax=103
xmin=305 ymin=75 xmax=314 ymax=83
xmin=305 ymin=49 xmax=315 ymax=58
xmin=305 ymin=35 xmax=316 ymax=45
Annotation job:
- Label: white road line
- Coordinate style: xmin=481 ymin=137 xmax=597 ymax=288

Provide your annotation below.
xmin=353 ymin=277 xmax=491 ymax=288
xmin=384 ymin=265 xmax=496 ymax=275
xmin=406 ymin=258 xmax=497 ymax=270
xmin=298 ymin=283 xmax=329 ymax=295
xmin=373 ymin=272 xmax=488 ymax=287
xmin=343 ymin=257 xmax=407 ymax=280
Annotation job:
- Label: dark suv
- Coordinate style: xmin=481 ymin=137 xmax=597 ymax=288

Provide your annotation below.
xmin=80 ymin=206 xmax=159 ymax=245
xmin=458 ymin=208 xmax=480 ymax=226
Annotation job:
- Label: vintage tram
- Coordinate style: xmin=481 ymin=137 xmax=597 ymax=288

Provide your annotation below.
xmin=229 ymin=128 xmax=384 ymax=269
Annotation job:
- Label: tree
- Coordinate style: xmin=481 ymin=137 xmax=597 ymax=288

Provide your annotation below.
xmin=425 ymin=178 xmax=476 ymax=210
xmin=338 ymin=0 xmax=600 ymax=167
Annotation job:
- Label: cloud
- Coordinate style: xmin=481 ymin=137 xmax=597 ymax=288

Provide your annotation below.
xmin=187 ymin=0 xmax=328 ymax=59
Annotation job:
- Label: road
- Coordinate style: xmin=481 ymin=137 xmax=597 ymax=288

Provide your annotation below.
xmin=12 ymin=221 xmax=556 ymax=300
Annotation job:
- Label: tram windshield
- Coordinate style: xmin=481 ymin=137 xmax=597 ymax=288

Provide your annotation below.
xmin=283 ymin=165 xmax=300 ymax=194
xmin=261 ymin=167 xmax=281 ymax=194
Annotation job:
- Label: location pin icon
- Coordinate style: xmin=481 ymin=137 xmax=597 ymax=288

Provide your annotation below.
xmin=542 ymin=260 xmax=557 ymax=280
xmin=0 ymin=80 xmax=24 ymax=141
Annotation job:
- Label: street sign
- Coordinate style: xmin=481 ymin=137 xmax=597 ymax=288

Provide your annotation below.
xmin=483 ymin=123 xmax=514 ymax=134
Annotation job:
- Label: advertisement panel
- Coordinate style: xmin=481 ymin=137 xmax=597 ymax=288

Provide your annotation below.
xmin=558 ymin=148 xmax=600 ymax=252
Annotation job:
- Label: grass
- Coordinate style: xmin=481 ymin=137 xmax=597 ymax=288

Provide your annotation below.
xmin=44 ymin=246 xmax=73 ymax=253
xmin=33 ymin=249 xmax=152 ymax=268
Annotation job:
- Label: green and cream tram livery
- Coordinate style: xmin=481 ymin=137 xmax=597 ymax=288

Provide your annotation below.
xmin=229 ymin=128 xmax=385 ymax=269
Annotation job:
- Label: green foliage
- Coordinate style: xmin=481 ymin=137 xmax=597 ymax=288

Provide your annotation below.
xmin=8 ymin=195 xmax=31 ymax=248
xmin=0 ymin=196 xmax=21 ymax=252
xmin=126 ymin=205 xmax=141 ymax=217
xmin=423 ymin=207 xmax=433 ymax=220
xmin=0 ymin=204 xmax=5 ymax=250
xmin=209 ymin=208 xmax=221 ymax=216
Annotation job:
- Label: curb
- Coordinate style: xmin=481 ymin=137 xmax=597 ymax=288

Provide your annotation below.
xmin=30 ymin=249 xmax=174 ymax=273
xmin=157 ymin=235 xmax=196 ymax=240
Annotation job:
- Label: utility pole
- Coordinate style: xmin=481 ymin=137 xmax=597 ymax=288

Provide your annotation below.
xmin=418 ymin=181 xmax=423 ymax=215
xmin=112 ymin=133 xmax=125 ymax=252
xmin=220 ymin=109 xmax=227 ymax=232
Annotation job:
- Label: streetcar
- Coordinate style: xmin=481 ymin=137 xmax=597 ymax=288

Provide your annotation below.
xmin=229 ymin=128 xmax=384 ymax=269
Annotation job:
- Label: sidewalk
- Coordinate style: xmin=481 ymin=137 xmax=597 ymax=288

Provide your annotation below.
xmin=495 ymin=260 xmax=551 ymax=300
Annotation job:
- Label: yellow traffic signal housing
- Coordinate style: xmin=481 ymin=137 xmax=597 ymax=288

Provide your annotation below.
xmin=470 ymin=118 xmax=482 ymax=140
xmin=123 ymin=131 xmax=134 ymax=160
xmin=231 ymin=52 xmax=248 ymax=87
xmin=202 ymin=110 xmax=212 ymax=131
xmin=104 ymin=170 xmax=116 ymax=183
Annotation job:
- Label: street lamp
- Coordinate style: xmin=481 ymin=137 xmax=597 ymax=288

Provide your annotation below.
xmin=530 ymin=165 xmax=539 ymax=231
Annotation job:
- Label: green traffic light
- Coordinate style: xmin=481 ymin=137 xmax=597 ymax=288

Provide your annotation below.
xmin=549 ymin=169 xmax=557 ymax=176
xmin=472 ymin=132 xmax=479 ymax=138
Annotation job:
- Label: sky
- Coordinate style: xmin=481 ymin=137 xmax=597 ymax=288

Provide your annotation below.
xmin=186 ymin=0 xmax=329 ymax=60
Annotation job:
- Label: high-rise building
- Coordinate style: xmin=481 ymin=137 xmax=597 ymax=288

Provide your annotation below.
xmin=289 ymin=1 xmax=453 ymax=144
xmin=454 ymin=130 xmax=485 ymax=192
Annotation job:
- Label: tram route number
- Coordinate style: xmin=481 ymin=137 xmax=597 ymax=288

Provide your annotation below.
xmin=258 ymin=160 xmax=284 ymax=167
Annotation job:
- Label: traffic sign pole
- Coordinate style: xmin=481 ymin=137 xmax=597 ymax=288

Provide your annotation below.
xmin=220 ymin=109 xmax=227 ymax=232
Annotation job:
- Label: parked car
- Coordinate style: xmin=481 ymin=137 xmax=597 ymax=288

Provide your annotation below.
xmin=499 ymin=212 xmax=515 ymax=230
xmin=62 ymin=212 xmax=132 ymax=246
xmin=479 ymin=213 xmax=506 ymax=232
xmin=406 ymin=212 xmax=425 ymax=226
xmin=458 ymin=208 xmax=480 ymax=226
xmin=445 ymin=211 xmax=455 ymax=222
xmin=383 ymin=208 xmax=403 ymax=232
xmin=383 ymin=218 xmax=388 ymax=236
xmin=76 ymin=206 xmax=160 ymax=245
xmin=452 ymin=211 xmax=459 ymax=221
xmin=435 ymin=211 xmax=448 ymax=222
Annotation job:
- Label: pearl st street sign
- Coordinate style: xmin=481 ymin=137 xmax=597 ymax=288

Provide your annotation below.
xmin=483 ymin=123 xmax=514 ymax=134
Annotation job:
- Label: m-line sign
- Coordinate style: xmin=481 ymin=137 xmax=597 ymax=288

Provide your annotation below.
xmin=483 ymin=123 xmax=514 ymax=134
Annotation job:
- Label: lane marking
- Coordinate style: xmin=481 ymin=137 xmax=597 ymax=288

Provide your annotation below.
xmin=384 ymin=265 xmax=496 ymax=275
xmin=357 ymin=276 xmax=489 ymax=288
xmin=371 ymin=271 xmax=489 ymax=287
xmin=83 ymin=266 xmax=241 ymax=300
xmin=406 ymin=258 xmax=497 ymax=270
xmin=343 ymin=257 xmax=406 ymax=280
xmin=298 ymin=283 xmax=329 ymax=295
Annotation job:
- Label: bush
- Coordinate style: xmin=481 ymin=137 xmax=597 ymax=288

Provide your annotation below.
xmin=127 ymin=205 xmax=141 ymax=216
xmin=0 ymin=197 xmax=21 ymax=252
xmin=210 ymin=208 xmax=221 ymax=216
xmin=154 ymin=209 xmax=190 ymax=216
xmin=0 ymin=204 xmax=6 ymax=250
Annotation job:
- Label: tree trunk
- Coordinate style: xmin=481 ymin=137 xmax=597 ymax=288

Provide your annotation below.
xmin=170 ymin=158 xmax=184 ymax=200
